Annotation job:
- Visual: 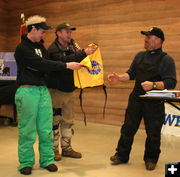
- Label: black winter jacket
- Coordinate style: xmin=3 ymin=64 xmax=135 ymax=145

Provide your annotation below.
xmin=14 ymin=35 xmax=66 ymax=86
xmin=46 ymin=38 xmax=87 ymax=92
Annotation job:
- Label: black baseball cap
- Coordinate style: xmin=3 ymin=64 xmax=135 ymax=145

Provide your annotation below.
xmin=56 ymin=23 xmax=76 ymax=32
xmin=141 ymin=27 xmax=165 ymax=41
xmin=32 ymin=22 xmax=52 ymax=30
xmin=27 ymin=22 xmax=52 ymax=32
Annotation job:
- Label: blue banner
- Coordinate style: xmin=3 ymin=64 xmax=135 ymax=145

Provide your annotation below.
xmin=0 ymin=52 xmax=16 ymax=80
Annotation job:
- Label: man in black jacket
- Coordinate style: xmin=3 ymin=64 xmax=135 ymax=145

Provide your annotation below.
xmin=108 ymin=27 xmax=176 ymax=171
xmin=47 ymin=23 xmax=97 ymax=161
xmin=14 ymin=16 xmax=82 ymax=175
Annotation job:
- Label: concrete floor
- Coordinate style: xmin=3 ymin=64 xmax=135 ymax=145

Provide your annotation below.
xmin=0 ymin=120 xmax=179 ymax=177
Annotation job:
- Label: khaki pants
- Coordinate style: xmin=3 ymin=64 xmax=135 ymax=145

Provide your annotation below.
xmin=49 ymin=89 xmax=75 ymax=151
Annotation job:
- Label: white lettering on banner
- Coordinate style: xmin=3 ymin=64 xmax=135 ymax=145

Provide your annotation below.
xmin=161 ymin=103 xmax=180 ymax=136
xmin=164 ymin=113 xmax=180 ymax=127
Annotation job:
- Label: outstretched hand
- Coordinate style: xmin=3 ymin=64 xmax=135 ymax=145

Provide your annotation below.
xmin=108 ymin=72 xmax=119 ymax=82
xmin=66 ymin=62 xmax=83 ymax=70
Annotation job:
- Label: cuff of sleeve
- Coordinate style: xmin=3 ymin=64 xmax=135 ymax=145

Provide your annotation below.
xmin=126 ymin=72 xmax=133 ymax=80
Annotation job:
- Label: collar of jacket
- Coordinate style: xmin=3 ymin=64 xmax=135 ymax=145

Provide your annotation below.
xmin=146 ymin=47 xmax=162 ymax=56
xmin=21 ymin=34 xmax=44 ymax=46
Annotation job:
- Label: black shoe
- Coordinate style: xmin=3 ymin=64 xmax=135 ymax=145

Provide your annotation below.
xmin=110 ymin=153 xmax=128 ymax=164
xmin=145 ymin=162 xmax=156 ymax=170
xmin=20 ymin=166 xmax=32 ymax=175
xmin=44 ymin=164 xmax=58 ymax=172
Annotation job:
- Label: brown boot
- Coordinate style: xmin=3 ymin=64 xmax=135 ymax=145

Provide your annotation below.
xmin=62 ymin=149 xmax=82 ymax=158
xmin=110 ymin=152 xmax=128 ymax=164
xmin=54 ymin=149 xmax=61 ymax=161
xmin=145 ymin=162 xmax=156 ymax=170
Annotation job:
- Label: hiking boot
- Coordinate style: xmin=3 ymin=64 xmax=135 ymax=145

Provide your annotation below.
xmin=62 ymin=149 xmax=82 ymax=158
xmin=145 ymin=162 xmax=156 ymax=170
xmin=44 ymin=164 xmax=58 ymax=172
xmin=110 ymin=153 xmax=127 ymax=164
xmin=54 ymin=149 xmax=61 ymax=161
xmin=20 ymin=166 xmax=32 ymax=175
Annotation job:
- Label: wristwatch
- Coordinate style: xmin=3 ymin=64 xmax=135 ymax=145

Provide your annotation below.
xmin=153 ymin=82 xmax=157 ymax=89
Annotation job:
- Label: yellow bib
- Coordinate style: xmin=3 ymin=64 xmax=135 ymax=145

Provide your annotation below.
xmin=74 ymin=44 xmax=104 ymax=88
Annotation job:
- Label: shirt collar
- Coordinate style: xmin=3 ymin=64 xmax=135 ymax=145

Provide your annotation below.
xmin=147 ymin=48 xmax=162 ymax=55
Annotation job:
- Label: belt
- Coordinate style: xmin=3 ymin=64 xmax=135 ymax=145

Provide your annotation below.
xmin=20 ymin=85 xmax=37 ymax=88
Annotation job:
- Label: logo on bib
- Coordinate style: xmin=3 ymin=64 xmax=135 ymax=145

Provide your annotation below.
xmin=89 ymin=60 xmax=101 ymax=75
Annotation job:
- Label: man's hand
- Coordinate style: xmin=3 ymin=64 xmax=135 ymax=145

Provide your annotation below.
xmin=141 ymin=81 xmax=153 ymax=91
xmin=66 ymin=62 xmax=83 ymax=70
xmin=85 ymin=46 xmax=97 ymax=55
xmin=108 ymin=72 xmax=120 ymax=82
xmin=108 ymin=72 xmax=130 ymax=82
xmin=141 ymin=81 xmax=165 ymax=90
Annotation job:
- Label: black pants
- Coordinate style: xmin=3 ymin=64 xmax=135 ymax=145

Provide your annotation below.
xmin=116 ymin=93 xmax=165 ymax=163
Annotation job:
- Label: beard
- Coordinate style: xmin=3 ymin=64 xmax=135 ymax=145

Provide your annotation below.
xmin=144 ymin=42 xmax=154 ymax=51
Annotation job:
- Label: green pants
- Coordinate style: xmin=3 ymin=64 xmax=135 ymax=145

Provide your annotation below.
xmin=15 ymin=86 xmax=54 ymax=170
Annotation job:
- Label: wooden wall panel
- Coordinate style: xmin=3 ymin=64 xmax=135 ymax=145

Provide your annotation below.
xmin=0 ymin=0 xmax=8 ymax=51
xmin=1 ymin=0 xmax=180 ymax=126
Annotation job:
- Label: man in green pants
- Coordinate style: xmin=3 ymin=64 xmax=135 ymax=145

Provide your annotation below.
xmin=14 ymin=15 xmax=82 ymax=175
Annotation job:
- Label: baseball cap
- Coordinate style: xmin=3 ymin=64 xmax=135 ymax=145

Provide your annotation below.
xmin=141 ymin=27 xmax=165 ymax=41
xmin=32 ymin=22 xmax=52 ymax=30
xmin=56 ymin=23 xmax=76 ymax=32
xmin=25 ymin=15 xmax=52 ymax=31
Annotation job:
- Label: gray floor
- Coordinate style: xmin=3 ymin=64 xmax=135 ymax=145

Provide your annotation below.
xmin=0 ymin=120 xmax=179 ymax=177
